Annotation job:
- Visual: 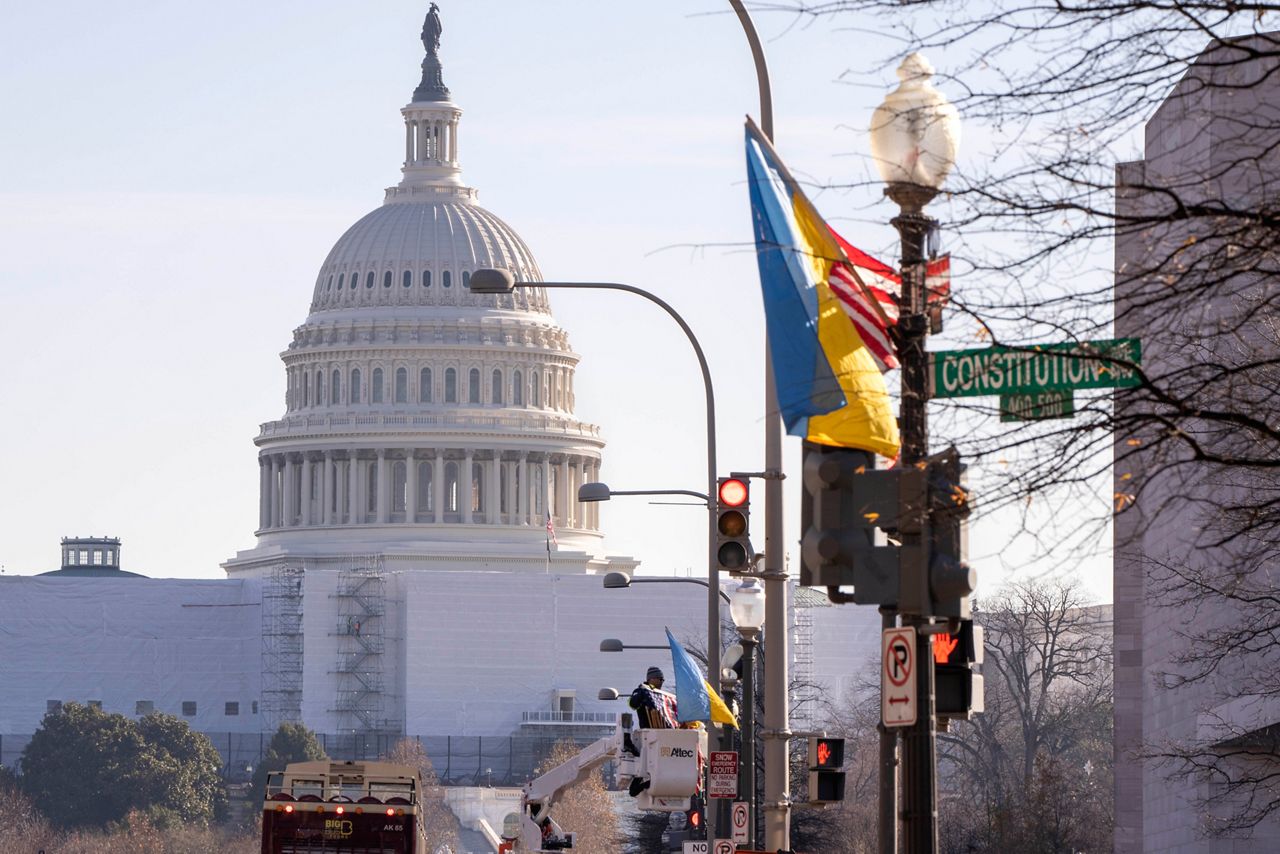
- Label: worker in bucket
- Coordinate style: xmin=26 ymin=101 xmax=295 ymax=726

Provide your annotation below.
xmin=630 ymin=666 xmax=679 ymax=729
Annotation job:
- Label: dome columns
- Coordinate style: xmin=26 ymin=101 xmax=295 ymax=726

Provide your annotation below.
xmin=399 ymin=104 xmax=464 ymax=190
xmin=256 ymin=447 xmax=600 ymax=535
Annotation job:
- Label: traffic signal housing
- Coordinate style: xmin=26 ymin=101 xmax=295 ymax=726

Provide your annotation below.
xmin=715 ymin=477 xmax=751 ymax=573
xmin=799 ymin=442 xmax=900 ymax=606
xmin=933 ymin=618 xmax=985 ymax=720
xmin=926 ymin=447 xmax=975 ymax=619
xmin=894 ymin=446 xmax=976 ymax=618
xmin=686 ymin=795 xmax=706 ymax=840
xmin=807 ymin=736 xmax=847 ymax=804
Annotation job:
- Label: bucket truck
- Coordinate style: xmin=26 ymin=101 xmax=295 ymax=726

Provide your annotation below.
xmin=505 ymin=713 xmax=706 ymax=852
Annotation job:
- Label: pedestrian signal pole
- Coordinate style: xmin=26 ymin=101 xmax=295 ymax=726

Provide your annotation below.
xmin=869 ymin=54 xmax=966 ymax=854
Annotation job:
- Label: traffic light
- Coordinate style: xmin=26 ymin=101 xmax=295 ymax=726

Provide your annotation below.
xmin=685 ymin=795 xmax=706 ymax=840
xmin=715 ymin=477 xmax=751 ymax=573
xmin=933 ymin=618 xmax=984 ymax=719
xmin=926 ymin=447 xmax=975 ymax=619
xmin=799 ymin=441 xmax=900 ymax=606
xmin=894 ymin=446 xmax=976 ymax=618
xmin=807 ymin=736 xmax=846 ymax=804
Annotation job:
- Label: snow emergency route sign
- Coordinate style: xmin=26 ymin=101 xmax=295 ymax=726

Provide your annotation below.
xmin=882 ymin=626 xmax=917 ymax=727
xmin=708 ymin=750 xmax=738 ymax=799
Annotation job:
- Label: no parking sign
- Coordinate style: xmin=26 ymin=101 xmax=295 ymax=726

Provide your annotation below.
xmin=731 ymin=801 xmax=749 ymax=844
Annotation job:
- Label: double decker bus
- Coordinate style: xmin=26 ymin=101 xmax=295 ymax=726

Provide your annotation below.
xmin=262 ymin=759 xmax=430 ymax=853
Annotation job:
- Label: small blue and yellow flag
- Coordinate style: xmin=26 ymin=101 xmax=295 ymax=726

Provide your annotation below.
xmin=666 ymin=628 xmax=738 ymax=729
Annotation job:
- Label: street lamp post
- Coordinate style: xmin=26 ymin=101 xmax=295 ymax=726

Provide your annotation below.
xmin=600 ymin=569 xmax=731 ymax=605
xmin=599 ymin=639 xmax=668 ymax=653
xmin=471 ymin=269 xmax=728 ymax=841
xmin=729 ymin=578 xmax=765 ymax=850
xmin=727 ymin=4 xmax=791 ymax=848
xmin=869 ymin=53 xmax=961 ymax=853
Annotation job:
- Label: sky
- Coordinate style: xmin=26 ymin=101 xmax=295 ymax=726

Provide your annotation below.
xmin=0 ymin=1 xmax=1113 ymax=600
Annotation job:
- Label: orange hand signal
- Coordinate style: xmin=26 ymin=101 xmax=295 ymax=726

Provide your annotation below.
xmin=933 ymin=633 xmax=959 ymax=664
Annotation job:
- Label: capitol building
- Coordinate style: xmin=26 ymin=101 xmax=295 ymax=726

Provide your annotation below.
xmin=0 ymin=7 xmax=879 ymax=817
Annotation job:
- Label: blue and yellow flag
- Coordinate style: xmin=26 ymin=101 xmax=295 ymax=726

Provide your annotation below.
xmin=745 ymin=118 xmax=901 ymax=458
xmin=666 ymin=628 xmax=738 ymax=729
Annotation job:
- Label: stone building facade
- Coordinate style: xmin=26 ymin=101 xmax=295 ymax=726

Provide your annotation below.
xmin=1113 ymin=32 xmax=1280 ymax=853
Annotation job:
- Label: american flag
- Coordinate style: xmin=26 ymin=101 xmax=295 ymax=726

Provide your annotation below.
xmin=826 ymin=225 xmax=951 ymax=372
xmin=545 ymin=514 xmax=557 ymax=547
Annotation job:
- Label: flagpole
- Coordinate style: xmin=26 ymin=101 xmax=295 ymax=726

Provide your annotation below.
xmin=730 ymin=4 xmax=791 ymax=850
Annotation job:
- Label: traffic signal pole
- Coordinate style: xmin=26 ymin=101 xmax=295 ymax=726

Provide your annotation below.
xmin=889 ymin=182 xmax=941 ymax=852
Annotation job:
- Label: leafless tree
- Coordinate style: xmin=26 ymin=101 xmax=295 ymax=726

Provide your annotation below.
xmin=758 ymin=0 xmax=1280 ymax=835
xmin=746 ymin=1 xmax=1280 ymax=542
xmin=938 ymin=577 xmax=1113 ymax=852
xmin=532 ymin=740 xmax=623 ymax=854
xmin=382 ymin=737 xmax=463 ymax=851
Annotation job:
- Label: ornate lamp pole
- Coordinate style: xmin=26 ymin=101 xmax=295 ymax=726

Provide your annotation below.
xmin=869 ymin=53 xmax=961 ymax=853
xmin=729 ymin=578 xmax=765 ymax=850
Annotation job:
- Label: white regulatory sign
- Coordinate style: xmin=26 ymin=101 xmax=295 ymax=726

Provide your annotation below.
xmin=713 ymin=841 xmax=735 ymax=854
xmin=882 ymin=626 xmax=918 ymax=727
xmin=682 ymin=842 xmax=709 ymax=854
xmin=731 ymin=801 xmax=749 ymax=845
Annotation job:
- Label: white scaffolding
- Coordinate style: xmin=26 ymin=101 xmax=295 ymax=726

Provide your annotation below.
xmin=262 ymin=562 xmax=305 ymax=729
xmin=790 ymin=585 xmax=825 ymax=730
xmin=331 ymin=557 xmax=393 ymax=734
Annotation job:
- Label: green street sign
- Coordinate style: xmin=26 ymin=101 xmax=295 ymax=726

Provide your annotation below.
xmin=1000 ymin=390 xmax=1075 ymax=422
xmin=930 ymin=338 xmax=1142 ymax=399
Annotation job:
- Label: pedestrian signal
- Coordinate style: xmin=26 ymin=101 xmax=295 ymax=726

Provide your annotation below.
xmin=935 ymin=618 xmax=984 ymax=720
xmin=807 ymin=736 xmax=846 ymax=804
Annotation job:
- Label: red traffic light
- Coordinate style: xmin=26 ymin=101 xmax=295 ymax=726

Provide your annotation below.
xmin=817 ymin=741 xmax=832 ymax=766
xmin=718 ymin=478 xmax=748 ymax=507
xmin=688 ymin=809 xmax=701 ymax=827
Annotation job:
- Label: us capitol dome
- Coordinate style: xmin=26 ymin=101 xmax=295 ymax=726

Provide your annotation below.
xmin=224 ymin=11 xmax=623 ymax=577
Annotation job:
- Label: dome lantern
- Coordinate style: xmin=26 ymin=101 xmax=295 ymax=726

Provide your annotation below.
xmin=392 ymin=2 xmax=470 ymax=202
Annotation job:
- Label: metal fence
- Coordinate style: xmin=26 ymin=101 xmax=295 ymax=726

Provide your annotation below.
xmin=1 ymin=731 xmax=604 ymax=788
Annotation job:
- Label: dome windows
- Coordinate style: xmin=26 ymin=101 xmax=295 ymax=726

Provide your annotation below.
xmin=444 ymin=368 xmax=457 ymax=403
xmin=492 ymin=369 xmax=503 ymax=405
xmin=394 ymin=368 xmax=408 ymax=403
xmin=468 ymin=369 xmax=481 ymax=404
xmin=338 ymin=273 xmax=346 ymax=290
xmin=392 ymin=462 xmax=407 ymax=514
xmin=351 ymin=369 xmax=362 ymax=403
xmin=372 ymin=368 xmax=384 ymax=404
xmin=442 ymin=271 xmax=452 ymax=288
xmin=383 ymin=271 xmax=393 ymax=288
xmin=531 ymin=370 xmax=541 ymax=408
xmin=420 ymin=368 xmax=433 ymax=402
xmin=513 ymin=370 xmax=523 ymax=406
xmin=417 ymin=462 xmax=433 ymax=514
xmin=462 ymin=271 xmax=471 ymax=289
xmin=331 ymin=370 xmax=340 ymax=403
xmin=403 ymin=271 xmax=412 ymax=288
xmin=423 ymin=270 xmax=432 ymax=288
xmin=366 ymin=272 xmax=375 ymax=289
xmin=444 ymin=462 xmax=460 ymax=513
